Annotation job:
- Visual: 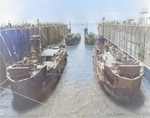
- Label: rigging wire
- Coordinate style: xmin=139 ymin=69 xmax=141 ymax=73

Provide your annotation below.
xmin=8 ymin=31 xmax=20 ymax=61
xmin=0 ymin=78 xmax=8 ymax=86
xmin=41 ymin=27 xmax=48 ymax=42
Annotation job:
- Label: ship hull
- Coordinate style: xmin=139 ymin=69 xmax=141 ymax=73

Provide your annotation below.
xmin=85 ymin=37 xmax=95 ymax=45
xmin=44 ymin=52 xmax=67 ymax=92
xmin=96 ymin=67 xmax=141 ymax=102
xmin=8 ymin=66 xmax=47 ymax=102
xmin=8 ymin=49 xmax=67 ymax=103
xmin=93 ymin=37 xmax=143 ymax=102
xmin=65 ymin=37 xmax=80 ymax=46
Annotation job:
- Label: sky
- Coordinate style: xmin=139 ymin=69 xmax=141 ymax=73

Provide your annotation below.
xmin=0 ymin=0 xmax=150 ymax=34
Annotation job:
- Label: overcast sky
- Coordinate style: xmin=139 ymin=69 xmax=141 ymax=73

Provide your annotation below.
xmin=0 ymin=0 xmax=150 ymax=34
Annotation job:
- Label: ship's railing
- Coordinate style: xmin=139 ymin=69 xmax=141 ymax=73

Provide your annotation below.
xmin=7 ymin=67 xmax=32 ymax=81
xmin=118 ymin=65 xmax=141 ymax=79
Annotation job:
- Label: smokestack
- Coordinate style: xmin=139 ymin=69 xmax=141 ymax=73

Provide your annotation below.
xmin=84 ymin=28 xmax=88 ymax=36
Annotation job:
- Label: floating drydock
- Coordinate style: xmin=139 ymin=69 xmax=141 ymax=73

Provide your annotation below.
xmin=7 ymin=35 xmax=67 ymax=102
xmin=93 ymin=37 xmax=144 ymax=101
xmin=65 ymin=33 xmax=81 ymax=46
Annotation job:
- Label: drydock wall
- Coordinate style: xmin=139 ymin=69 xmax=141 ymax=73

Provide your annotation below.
xmin=40 ymin=24 xmax=67 ymax=49
xmin=0 ymin=23 xmax=67 ymax=84
xmin=98 ymin=22 xmax=150 ymax=68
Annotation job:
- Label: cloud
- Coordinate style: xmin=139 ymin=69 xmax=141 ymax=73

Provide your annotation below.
xmin=0 ymin=0 xmax=148 ymax=26
xmin=0 ymin=0 xmax=27 ymax=25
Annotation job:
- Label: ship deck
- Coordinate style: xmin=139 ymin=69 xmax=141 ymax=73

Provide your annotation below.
xmin=102 ymin=51 xmax=115 ymax=67
xmin=102 ymin=51 xmax=121 ymax=74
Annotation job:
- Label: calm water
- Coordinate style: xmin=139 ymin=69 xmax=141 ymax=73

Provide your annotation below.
xmin=1 ymin=32 xmax=150 ymax=118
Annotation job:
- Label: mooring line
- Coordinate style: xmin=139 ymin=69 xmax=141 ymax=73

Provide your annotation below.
xmin=0 ymin=78 xmax=8 ymax=86
xmin=0 ymin=86 xmax=51 ymax=108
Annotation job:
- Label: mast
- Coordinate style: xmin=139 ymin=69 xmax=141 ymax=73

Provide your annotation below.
xmin=69 ymin=21 xmax=71 ymax=30
xmin=86 ymin=21 xmax=87 ymax=29
xmin=37 ymin=19 xmax=40 ymax=35
xmin=68 ymin=21 xmax=71 ymax=34
xmin=102 ymin=17 xmax=105 ymax=37
xmin=84 ymin=21 xmax=88 ymax=36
